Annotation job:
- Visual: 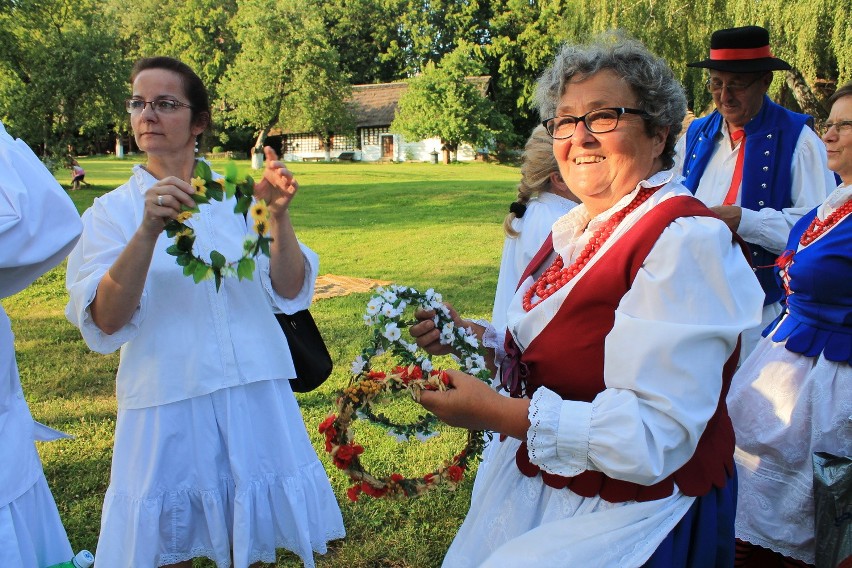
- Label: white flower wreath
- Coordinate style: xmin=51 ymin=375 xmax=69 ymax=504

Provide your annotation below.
xmin=319 ymin=284 xmax=493 ymax=499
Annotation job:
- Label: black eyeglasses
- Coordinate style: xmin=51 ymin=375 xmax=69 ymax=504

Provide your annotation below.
xmin=542 ymin=107 xmax=651 ymax=139
xmin=705 ymin=75 xmax=764 ymax=95
xmin=125 ymin=98 xmax=194 ymax=114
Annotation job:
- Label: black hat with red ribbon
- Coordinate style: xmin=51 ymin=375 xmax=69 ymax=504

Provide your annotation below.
xmin=688 ymin=26 xmax=791 ymax=73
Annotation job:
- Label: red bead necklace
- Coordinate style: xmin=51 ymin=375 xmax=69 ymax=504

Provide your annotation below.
xmin=522 ymin=185 xmax=661 ymax=312
xmin=799 ymin=198 xmax=852 ymax=246
xmin=776 ymin=198 xmax=852 ymax=296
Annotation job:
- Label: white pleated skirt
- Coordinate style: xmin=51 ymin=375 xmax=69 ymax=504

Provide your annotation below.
xmin=0 ymin=474 xmax=73 ymax=567
xmin=728 ymin=335 xmax=852 ymax=565
xmin=97 ymin=379 xmax=345 ymax=568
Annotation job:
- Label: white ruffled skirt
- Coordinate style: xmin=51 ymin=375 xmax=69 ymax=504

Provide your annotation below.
xmin=0 ymin=474 xmax=73 ymax=567
xmin=97 ymin=379 xmax=344 ymax=568
xmin=728 ymin=334 xmax=852 ymax=565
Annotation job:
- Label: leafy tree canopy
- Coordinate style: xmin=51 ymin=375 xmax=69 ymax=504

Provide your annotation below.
xmin=218 ymin=0 xmax=354 ymax=151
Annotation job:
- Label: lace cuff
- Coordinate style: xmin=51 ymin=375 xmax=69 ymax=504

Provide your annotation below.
xmin=468 ymin=318 xmax=506 ymax=364
xmin=527 ymin=387 xmax=592 ymax=477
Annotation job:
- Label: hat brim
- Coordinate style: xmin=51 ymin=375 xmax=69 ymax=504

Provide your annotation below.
xmin=687 ymin=57 xmax=791 ymax=73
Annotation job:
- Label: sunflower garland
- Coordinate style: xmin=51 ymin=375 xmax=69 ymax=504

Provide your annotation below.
xmin=319 ymin=285 xmax=492 ymax=500
xmin=163 ymin=160 xmax=272 ymax=291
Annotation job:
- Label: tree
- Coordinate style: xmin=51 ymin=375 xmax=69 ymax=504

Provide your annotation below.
xmin=103 ymin=0 xmax=239 ymax=150
xmin=391 ymin=43 xmax=514 ymax=162
xmin=0 ymin=0 xmax=126 ymax=160
xmin=486 ymin=0 xmax=570 ymax=135
xmin=219 ymin=0 xmax=355 ymax=160
xmin=317 ymin=0 xmax=409 ymax=84
xmin=388 ymin=0 xmax=493 ymax=76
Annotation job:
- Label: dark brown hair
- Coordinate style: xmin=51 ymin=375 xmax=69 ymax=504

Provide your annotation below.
xmin=130 ymin=56 xmax=211 ymax=131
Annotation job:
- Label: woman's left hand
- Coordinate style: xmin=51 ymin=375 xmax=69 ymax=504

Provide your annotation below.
xmin=254 ymin=146 xmax=298 ymax=217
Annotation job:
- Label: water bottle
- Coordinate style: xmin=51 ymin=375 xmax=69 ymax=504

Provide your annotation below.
xmin=46 ymin=550 xmax=95 ymax=568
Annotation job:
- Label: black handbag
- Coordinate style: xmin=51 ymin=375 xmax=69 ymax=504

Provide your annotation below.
xmin=276 ymin=310 xmax=333 ymax=392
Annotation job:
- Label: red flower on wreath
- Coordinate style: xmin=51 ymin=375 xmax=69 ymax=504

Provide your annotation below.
xmin=367 ymin=370 xmax=386 ymax=380
xmin=347 ymin=485 xmax=362 ymax=502
xmin=446 ymin=465 xmax=464 ymax=482
xmin=361 ymin=482 xmax=388 ymax=498
xmin=333 ymin=443 xmax=364 ymax=469
xmin=318 ymin=414 xmax=337 ymax=435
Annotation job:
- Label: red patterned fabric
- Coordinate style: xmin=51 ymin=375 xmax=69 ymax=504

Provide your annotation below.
xmin=515 ymin=195 xmax=742 ymax=502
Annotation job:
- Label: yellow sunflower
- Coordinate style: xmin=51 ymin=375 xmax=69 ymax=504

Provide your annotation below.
xmin=250 ymin=200 xmax=269 ymax=234
xmin=176 ymin=211 xmax=193 ymax=223
xmin=191 ymin=176 xmax=207 ymax=196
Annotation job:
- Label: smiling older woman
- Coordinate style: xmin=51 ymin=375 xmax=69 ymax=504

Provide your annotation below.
xmin=410 ymin=32 xmax=764 ymax=567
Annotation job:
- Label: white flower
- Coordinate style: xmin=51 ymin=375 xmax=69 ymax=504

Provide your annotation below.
xmin=351 ymin=355 xmax=366 ymax=375
xmin=420 ymin=359 xmax=433 ymax=372
xmin=383 ymin=322 xmax=401 ymax=342
xmin=375 ymin=286 xmax=385 ymax=295
xmin=382 ymin=290 xmax=398 ymax=303
xmin=405 ymin=341 xmax=418 ymax=353
xmin=440 ymin=330 xmax=454 ymax=344
xmin=442 ymin=321 xmax=455 ymax=334
xmin=425 ymin=288 xmax=435 ymax=299
xmin=463 ymin=333 xmax=479 ymax=349
xmin=363 ymin=314 xmax=376 ymax=326
xmin=375 ymin=347 xmax=385 ymax=356
xmin=397 ymin=300 xmax=408 ymax=311
xmin=366 ymin=297 xmax=382 ymax=315
xmin=381 ymin=302 xmax=397 ymax=317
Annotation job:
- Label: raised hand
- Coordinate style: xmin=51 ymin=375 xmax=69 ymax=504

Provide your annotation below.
xmin=254 ymin=146 xmax=299 ymax=217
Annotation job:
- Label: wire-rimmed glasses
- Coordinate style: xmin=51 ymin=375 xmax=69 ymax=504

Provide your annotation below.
xmin=125 ymin=98 xmax=194 ymax=114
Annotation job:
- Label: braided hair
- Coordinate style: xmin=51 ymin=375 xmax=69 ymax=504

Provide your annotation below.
xmin=503 ymin=125 xmax=561 ymax=237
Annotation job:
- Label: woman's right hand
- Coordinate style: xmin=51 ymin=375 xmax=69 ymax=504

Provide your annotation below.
xmin=139 ymin=176 xmax=197 ymax=239
xmin=409 ymin=303 xmax=472 ymax=356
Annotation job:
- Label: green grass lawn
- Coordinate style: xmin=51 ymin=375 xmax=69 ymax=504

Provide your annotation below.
xmin=9 ymin=156 xmax=521 ymax=567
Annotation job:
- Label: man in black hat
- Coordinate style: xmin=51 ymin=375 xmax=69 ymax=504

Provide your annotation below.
xmin=675 ymin=25 xmax=833 ymax=360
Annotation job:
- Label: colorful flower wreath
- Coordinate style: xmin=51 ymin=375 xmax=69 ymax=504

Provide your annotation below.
xmin=163 ymin=160 xmax=272 ymax=291
xmin=319 ymin=285 xmax=493 ymax=500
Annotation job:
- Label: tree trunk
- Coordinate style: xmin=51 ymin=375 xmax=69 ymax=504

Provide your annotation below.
xmin=784 ymin=69 xmax=827 ymax=123
xmin=252 ymin=127 xmax=270 ymax=169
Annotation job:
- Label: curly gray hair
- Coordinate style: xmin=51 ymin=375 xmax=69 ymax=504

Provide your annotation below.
xmin=534 ymin=31 xmax=687 ymax=170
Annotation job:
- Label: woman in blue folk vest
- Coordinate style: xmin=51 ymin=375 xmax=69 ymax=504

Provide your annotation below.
xmin=727 ymin=82 xmax=852 ymax=568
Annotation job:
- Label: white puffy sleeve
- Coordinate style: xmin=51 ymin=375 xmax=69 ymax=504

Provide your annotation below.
xmin=64 ymin=196 xmax=147 ymax=354
xmin=258 ymin=242 xmax=320 ymax=314
xmin=0 ymin=122 xmax=81 ymax=298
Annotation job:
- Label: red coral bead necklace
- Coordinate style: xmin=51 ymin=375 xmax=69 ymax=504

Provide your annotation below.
xmin=776 ymin=197 xmax=852 ymax=296
xmin=798 ymin=198 xmax=852 ymax=246
xmin=522 ymin=185 xmax=661 ymax=312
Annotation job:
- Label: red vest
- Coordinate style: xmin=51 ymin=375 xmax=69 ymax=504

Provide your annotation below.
xmin=511 ymin=195 xmax=742 ymax=503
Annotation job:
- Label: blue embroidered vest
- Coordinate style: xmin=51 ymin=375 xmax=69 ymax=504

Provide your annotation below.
xmin=766 ymin=206 xmax=852 ymax=364
xmin=681 ymin=96 xmax=810 ymax=305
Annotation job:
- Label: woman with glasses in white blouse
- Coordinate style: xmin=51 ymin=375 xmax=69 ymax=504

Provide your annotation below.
xmin=65 ymin=56 xmax=343 ymax=568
